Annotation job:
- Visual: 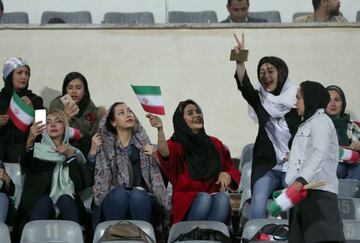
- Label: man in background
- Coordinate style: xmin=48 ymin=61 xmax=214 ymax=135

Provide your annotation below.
xmin=221 ymin=0 xmax=267 ymax=23
xmin=294 ymin=0 xmax=347 ymax=23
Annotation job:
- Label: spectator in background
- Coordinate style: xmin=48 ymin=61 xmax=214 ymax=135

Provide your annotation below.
xmin=221 ymin=0 xmax=267 ymax=23
xmin=47 ymin=17 xmax=66 ymax=24
xmin=0 ymin=57 xmax=44 ymax=164
xmin=326 ymin=85 xmax=360 ymax=180
xmin=0 ymin=0 xmax=3 ymax=18
xmin=0 ymin=160 xmax=15 ymax=223
xmin=294 ymin=0 xmax=347 ymax=23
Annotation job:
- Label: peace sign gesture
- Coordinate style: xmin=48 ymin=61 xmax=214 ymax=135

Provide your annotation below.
xmin=233 ymin=33 xmax=245 ymax=54
xmin=231 ymin=33 xmax=247 ymax=81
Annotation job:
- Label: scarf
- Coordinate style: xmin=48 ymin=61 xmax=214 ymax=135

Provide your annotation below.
xmin=93 ymin=109 xmax=170 ymax=210
xmin=330 ymin=114 xmax=351 ymax=146
xmin=34 ymin=128 xmax=86 ymax=204
xmin=170 ymin=100 xmax=221 ymax=181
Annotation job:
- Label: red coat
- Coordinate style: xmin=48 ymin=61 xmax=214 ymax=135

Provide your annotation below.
xmin=158 ymin=136 xmax=241 ymax=223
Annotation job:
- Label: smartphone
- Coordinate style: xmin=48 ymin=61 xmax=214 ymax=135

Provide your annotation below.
xmin=35 ymin=109 xmax=46 ymax=125
xmin=60 ymin=94 xmax=73 ymax=105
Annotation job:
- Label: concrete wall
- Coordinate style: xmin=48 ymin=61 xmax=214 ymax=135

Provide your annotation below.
xmin=2 ymin=0 xmax=360 ymax=24
xmin=0 ymin=25 xmax=359 ymax=156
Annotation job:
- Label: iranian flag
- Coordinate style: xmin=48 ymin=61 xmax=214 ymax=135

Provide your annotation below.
xmin=339 ymin=147 xmax=359 ymax=163
xmin=7 ymin=92 xmax=34 ymax=132
xmin=131 ymin=85 xmax=165 ymax=115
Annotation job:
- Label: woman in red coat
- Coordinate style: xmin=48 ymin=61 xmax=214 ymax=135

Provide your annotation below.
xmin=147 ymin=99 xmax=240 ymax=223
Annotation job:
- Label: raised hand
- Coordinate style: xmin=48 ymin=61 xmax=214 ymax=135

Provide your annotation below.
xmin=89 ymin=132 xmax=102 ymax=155
xmin=233 ymin=33 xmax=246 ymax=82
xmin=27 ymin=121 xmax=46 ymax=147
xmin=21 ymin=96 xmax=33 ymax=107
xmin=146 ymin=113 xmax=163 ymax=130
xmin=0 ymin=114 xmax=9 ymax=127
xmin=233 ymin=33 xmax=245 ymax=54
xmin=64 ymin=101 xmax=79 ymax=118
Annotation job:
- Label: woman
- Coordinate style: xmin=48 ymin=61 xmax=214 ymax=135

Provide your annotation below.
xmin=0 ymin=160 xmax=15 ymax=223
xmin=232 ymin=34 xmax=301 ymax=218
xmin=92 ymin=102 xmax=170 ymax=224
xmin=147 ymin=99 xmax=240 ymax=224
xmin=326 ymin=85 xmax=360 ymax=179
xmin=13 ymin=109 xmax=87 ymax=241
xmin=286 ymin=81 xmax=344 ymax=242
xmin=50 ymin=71 xmax=106 ymax=156
xmin=0 ymin=57 xmax=44 ymax=163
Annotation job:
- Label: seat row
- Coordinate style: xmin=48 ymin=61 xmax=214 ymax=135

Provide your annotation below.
xmin=1 ymin=10 xmax=360 ymax=24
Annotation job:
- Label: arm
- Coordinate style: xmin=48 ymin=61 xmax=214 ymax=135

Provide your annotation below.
xmin=146 ymin=114 xmax=169 ymax=157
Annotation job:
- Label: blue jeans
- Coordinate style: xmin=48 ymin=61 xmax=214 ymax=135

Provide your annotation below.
xmin=102 ymin=187 xmax=152 ymax=222
xmin=186 ymin=192 xmax=230 ymax=223
xmin=250 ymin=170 xmax=286 ymax=219
xmin=0 ymin=192 xmax=9 ymax=222
xmin=337 ymin=163 xmax=360 ymax=180
xmin=30 ymin=195 xmax=79 ymax=222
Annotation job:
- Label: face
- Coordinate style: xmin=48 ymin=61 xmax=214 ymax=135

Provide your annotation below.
xmin=259 ymin=63 xmax=279 ymax=93
xmin=183 ymin=103 xmax=203 ymax=134
xmin=325 ymin=0 xmax=341 ymax=16
xmin=326 ymin=90 xmax=342 ymax=117
xmin=66 ymin=78 xmax=85 ymax=104
xmin=111 ymin=103 xmax=135 ymax=130
xmin=12 ymin=66 xmax=30 ymax=91
xmin=296 ymin=88 xmax=305 ymax=116
xmin=46 ymin=113 xmax=65 ymax=141
xmin=227 ymin=0 xmax=249 ymax=23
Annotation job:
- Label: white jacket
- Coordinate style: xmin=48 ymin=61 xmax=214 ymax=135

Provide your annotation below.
xmin=285 ymin=109 xmax=339 ymax=194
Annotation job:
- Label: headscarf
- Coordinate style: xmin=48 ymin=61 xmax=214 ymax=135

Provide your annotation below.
xmin=171 ymin=99 xmax=221 ymax=181
xmin=3 ymin=57 xmax=30 ymax=82
xmin=93 ymin=103 xmax=170 ymax=209
xmin=326 ymin=85 xmax=347 ymax=116
xmin=300 ymin=81 xmax=330 ymax=122
xmin=61 ymin=72 xmax=91 ymax=117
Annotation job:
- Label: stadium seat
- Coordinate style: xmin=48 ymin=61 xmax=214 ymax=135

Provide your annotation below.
xmin=239 ymin=163 xmax=252 ymax=208
xmin=239 ymin=143 xmax=254 ymax=169
xmin=167 ymin=221 xmax=229 ymax=243
xmin=4 ymin=163 xmax=22 ymax=208
xmin=338 ymin=197 xmax=360 ymax=220
xmin=0 ymin=222 xmax=11 ymax=243
xmin=103 ymin=12 xmax=155 ymax=24
xmin=168 ymin=11 xmax=218 ymax=23
xmin=41 ymin=11 xmax=92 ymax=24
xmin=20 ymin=220 xmax=84 ymax=243
xmin=248 ymin=11 xmax=281 ymax=23
xmin=241 ymin=218 xmax=288 ymax=242
xmin=0 ymin=12 xmax=29 ymax=24
xmin=343 ymin=220 xmax=360 ymax=241
xmin=338 ymin=179 xmax=360 ymax=198
xmin=292 ymin=12 xmax=312 ymax=22
xmin=93 ymin=220 xmax=156 ymax=243
xmin=356 ymin=11 xmax=360 ymax=22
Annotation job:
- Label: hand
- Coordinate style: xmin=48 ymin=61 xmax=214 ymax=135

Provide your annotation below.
xmin=349 ymin=142 xmax=360 ymax=152
xmin=233 ymin=33 xmax=245 ymax=54
xmin=144 ymin=144 xmax=157 ymax=156
xmin=55 ymin=144 xmax=75 ymax=158
xmin=216 ymin=172 xmax=232 ymax=191
xmin=0 ymin=114 xmax=9 ymax=127
xmin=64 ymin=101 xmax=79 ymax=119
xmin=0 ymin=168 xmax=10 ymax=184
xmin=89 ymin=133 xmax=102 ymax=155
xmin=27 ymin=121 xmax=46 ymax=145
xmin=21 ymin=96 xmax=33 ymax=107
xmin=146 ymin=113 xmax=163 ymax=130
xmin=289 ymin=181 xmax=304 ymax=192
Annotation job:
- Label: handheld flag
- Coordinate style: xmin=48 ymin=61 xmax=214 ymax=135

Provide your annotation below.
xmin=7 ymin=92 xmax=34 ymax=132
xmin=131 ymin=85 xmax=165 ymax=115
xmin=339 ymin=147 xmax=359 ymax=163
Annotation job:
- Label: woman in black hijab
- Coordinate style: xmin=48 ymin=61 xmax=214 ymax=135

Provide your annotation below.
xmin=285 ymin=81 xmax=344 ymax=243
xmin=147 ymin=99 xmax=240 ymax=224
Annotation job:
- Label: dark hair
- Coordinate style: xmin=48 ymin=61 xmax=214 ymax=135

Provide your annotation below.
xmin=62 ymin=72 xmax=90 ymax=117
xmin=177 ymin=99 xmax=202 ymax=117
xmin=47 ymin=17 xmax=66 ymax=24
xmin=0 ymin=0 xmax=3 ymax=14
xmin=227 ymin=0 xmax=249 ymax=6
xmin=312 ymin=0 xmax=321 ymax=11
xmin=326 ymin=85 xmax=347 ymax=116
xmin=105 ymin=102 xmax=126 ymax=135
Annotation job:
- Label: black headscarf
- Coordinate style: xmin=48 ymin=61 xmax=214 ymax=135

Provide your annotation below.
xmin=62 ymin=72 xmax=91 ymax=118
xmin=170 ymin=99 xmax=221 ymax=181
xmin=257 ymin=56 xmax=289 ymax=96
xmin=300 ymin=81 xmax=330 ymax=122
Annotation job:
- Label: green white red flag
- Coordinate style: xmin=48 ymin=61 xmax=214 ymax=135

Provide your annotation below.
xmin=339 ymin=147 xmax=359 ymax=163
xmin=7 ymin=91 xmax=34 ymax=132
xmin=131 ymin=85 xmax=165 ymax=115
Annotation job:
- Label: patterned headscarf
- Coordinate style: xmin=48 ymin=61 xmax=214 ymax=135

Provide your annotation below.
xmin=3 ymin=57 xmax=30 ymax=81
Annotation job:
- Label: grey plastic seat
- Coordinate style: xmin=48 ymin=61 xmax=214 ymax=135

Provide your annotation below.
xmin=292 ymin=12 xmax=312 ymax=22
xmin=4 ymin=163 xmax=22 ymax=208
xmin=240 ymin=143 xmax=254 ymax=169
xmin=356 ymin=11 xmax=360 ymax=22
xmin=241 ymin=218 xmax=288 ymax=242
xmin=248 ymin=11 xmax=281 ymax=23
xmin=167 ymin=221 xmax=229 ymax=243
xmin=103 ymin=12 xmax=154 ymax=24
xmin=343 ymin=220 xmax=360 ymax=241
xmin=41 ymin=11 xmax=92 ymax=24
xmin=20 ymin=220 xmax=84 ymax=243
xmin=0 ymin=12 xmax=29 ymax=23
xmin=93 ymin=220 xmax=156 ymax=243
xmin=338 ymin=197 xmax=360 ymax=220
xmin=338 ymin=179 xmax=360 ymax=198
xmin=0 ymin=222 xmax=11 ymax=243
xmin=168 ymin=11 xmax=218 ymax=23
